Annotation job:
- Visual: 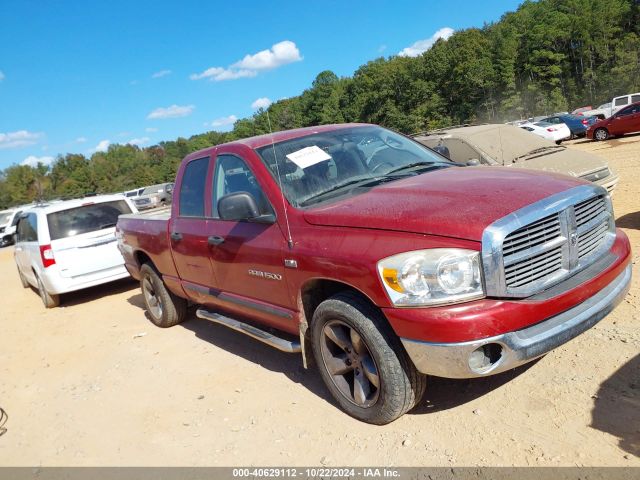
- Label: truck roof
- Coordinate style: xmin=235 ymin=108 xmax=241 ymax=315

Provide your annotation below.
xmin=185 ymin=123 xmax=373 ymax=160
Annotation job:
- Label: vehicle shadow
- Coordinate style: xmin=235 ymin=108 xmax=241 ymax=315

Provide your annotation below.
xmin=126 ymin=293 xmax=334 ymax=406
xmin=127 ymin=292 xmax=543 ymax=416
xmin=411 ymin=360 xmax=537 ymax=415
xmin=591 ymin=355 xmax=640 ymax=458
xmin=60 ymin=277 xmax=138 ymax=308
xmin=616 ymin=211 xmax=640 ymax=230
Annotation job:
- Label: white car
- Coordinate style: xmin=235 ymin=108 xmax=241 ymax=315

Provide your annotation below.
xmin=0 ymin=207 xmax=31 ymax=247
xmin=14 ymin=194 xmax=138 ymax=308
xmin=519 ymin=121 xmax=571 ymax=144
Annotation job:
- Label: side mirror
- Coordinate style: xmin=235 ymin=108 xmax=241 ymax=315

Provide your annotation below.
xmin=218 ymin=192 xmax=275 ymax=224
xmin=466 ymin=159 xmax=481 ymax=166
xmin=432 ymin=145 xmax=451 ymax=159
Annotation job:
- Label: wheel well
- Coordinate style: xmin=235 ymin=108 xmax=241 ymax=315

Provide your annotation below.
xmin=134 ymin=251 xmax=153 ymax=269
xmin=300 ymin=279 xmax=377 ymax=324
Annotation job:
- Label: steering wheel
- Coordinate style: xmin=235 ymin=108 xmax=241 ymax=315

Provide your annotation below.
xmin=381 ymin=136 xmax=405 ymax=151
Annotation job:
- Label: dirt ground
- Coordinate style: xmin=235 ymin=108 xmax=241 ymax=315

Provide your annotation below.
xmin=0 ymin=135 xmax=639 ymax=467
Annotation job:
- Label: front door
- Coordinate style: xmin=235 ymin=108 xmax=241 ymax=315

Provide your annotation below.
xmin=205 ymin=153 xmax=294 ymax=333
xmin=609 ymin=105 xmax=636 ymax=135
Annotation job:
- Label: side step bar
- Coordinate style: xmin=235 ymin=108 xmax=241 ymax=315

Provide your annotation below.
xmin=196 ymin=309 xmax=301 ymax=353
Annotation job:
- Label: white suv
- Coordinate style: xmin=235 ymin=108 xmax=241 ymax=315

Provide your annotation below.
xmin=14 ymin=195 xmax=138 ymax=308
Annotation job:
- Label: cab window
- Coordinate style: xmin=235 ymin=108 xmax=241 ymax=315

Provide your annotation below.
xmin=614 ymin=96 xmax=629 ymax=107
xmin=212 ymin=155 xmax=271 ymax=219
xmin=179 ymin=157 xmax=209 ymax=217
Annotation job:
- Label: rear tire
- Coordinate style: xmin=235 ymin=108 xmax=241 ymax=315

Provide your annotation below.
xmin=140 ymin=263 xmax=187 ymax=327
xmin=36 ymin=275 xmax=60 ymax=308
xmin=17 ymin=267 xmax=29 ymax=288
xmin=594 ymin=128 xmax=609 ymax=141
xmin=311 ymin=291 xmax=426 ymax=424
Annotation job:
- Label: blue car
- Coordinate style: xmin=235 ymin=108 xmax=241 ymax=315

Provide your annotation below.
xmin=538 ymin=114 xmax=597 ymax=138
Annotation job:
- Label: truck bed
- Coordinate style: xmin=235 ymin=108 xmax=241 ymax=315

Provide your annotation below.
xmin=120 ymin=206 xmax=171 ymax=222
xmin=117 ymin=206 xmax=177 ymax=279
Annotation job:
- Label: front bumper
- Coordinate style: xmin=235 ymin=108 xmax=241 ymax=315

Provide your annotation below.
xmin=401 ymin=264 xmax=631 ymax=378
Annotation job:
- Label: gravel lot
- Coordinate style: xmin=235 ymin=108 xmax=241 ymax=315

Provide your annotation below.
xmin=0 ymin=135 xmax=638 ymax=466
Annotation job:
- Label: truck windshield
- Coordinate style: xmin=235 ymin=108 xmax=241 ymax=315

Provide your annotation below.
xmin=47 ymin=200 xmax=132 ymax=240
xmin=256 ymin=126 xmax=452 ymax=207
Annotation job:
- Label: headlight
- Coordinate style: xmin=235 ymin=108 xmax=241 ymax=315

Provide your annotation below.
xmin=378 ymin=249 xmax=484 ymax=306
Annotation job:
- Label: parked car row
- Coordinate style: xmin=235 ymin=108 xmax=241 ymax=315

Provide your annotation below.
xmin=8 ymin=123 xmax=631 ymax=424
xmin=122 ymin=182 xmax=174 ymax=211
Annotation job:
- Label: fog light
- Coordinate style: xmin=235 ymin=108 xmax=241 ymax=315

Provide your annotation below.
xmin=469 ymin=343 xmax=503 ymax=373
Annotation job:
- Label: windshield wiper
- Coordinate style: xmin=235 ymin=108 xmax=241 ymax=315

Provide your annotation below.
xmin=298 ymin=176 xmax=400 ymax=207
xmin=512 ymin=145 xmax=565 ymax=163
xmin=382 ymin=162 xmax=453 ymax=175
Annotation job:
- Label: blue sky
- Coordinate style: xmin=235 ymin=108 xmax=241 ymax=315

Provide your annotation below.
xmin=0 ymin=0 xmax=523 ymax=170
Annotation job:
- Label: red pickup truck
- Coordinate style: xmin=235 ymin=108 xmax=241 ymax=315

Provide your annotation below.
xmin=116 ymin=123 xmax=631 ymax=424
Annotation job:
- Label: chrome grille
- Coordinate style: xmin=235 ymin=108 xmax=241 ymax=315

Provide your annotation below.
xmin=504 ymin=245 xmax=563 ymax=288
xmin=580 ymin=167 xmax=610 ymax=183
xmin=481 ymin=185 xmax=615 ymax=298
xmin=575 ymin=196 xmax=609 ymax=261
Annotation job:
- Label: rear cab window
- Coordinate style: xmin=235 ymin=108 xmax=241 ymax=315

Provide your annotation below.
xmin=47 ymin=200 xmax=131 ymax=241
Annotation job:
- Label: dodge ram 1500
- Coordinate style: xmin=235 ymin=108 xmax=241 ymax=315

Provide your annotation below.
xmin=117 ymin=123 xmax=631 ymax=424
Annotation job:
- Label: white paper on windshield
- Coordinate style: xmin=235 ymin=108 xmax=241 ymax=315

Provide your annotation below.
xmin=285 ymin=146 xmax=331 ymax=169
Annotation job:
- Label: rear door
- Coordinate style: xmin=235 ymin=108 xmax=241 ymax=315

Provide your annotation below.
xmin=169 ymin=156 xmax=220 ymax=304
xmin=48 ymin=200 xmax=133 ymax=277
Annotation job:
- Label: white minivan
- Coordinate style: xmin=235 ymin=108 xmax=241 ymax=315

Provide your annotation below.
xmin=14 ymin=195 xmax=138 ymax=307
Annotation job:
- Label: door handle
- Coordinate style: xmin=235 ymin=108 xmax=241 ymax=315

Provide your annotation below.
xmin=208 ymin=235 xmax=225 ymax=246
xmin=170 ymin=232 xmax=183 ymax=242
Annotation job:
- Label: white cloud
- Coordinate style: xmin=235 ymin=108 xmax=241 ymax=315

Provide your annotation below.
xmin=190 ymin=66 xmax=256 ymax=81
xmin=147 ymin=104 xmax=195 ymax=120
xmin=207 ymin=115 xmax=237 ymax=129
xmin=0 ymin=130 xmax=41 ymax=149
xmin=130 ymin=80 xmax=139 ymax=85
xmin=152 ymin=69 xmax=172 ymax=78
xmin=0 ymin=71 xmax=4 ymax=81
xmin=75 ymin=136 xmax=87 ymax=143
xmin=378 ymin=45 xmax=387 ymax=53
xmin=190 ymin=40 xmax=302 ymax=82
xmin=398 ymin=27 xmax=454 ymax=57
xmin=21 ymin=155 xmax=54 ymax=167
xmin=127 ymin=137 xmax=151 ymax=146
xmin=90 ymin=139 xmax=110 ymax=153
xmin=145 ymin=127 xmax=158 ymax=133
xmin=251 ymin=97 xmax=272 ymax=109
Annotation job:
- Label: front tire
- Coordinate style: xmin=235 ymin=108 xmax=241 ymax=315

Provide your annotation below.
xmin=594 ymin=128 xmax=609 ymax=141
xmin=311 ymin=292 xmax=426 ymax=424
xmin=140 ymin=263 xmax=187 ymax=327
xmin=37 ymin=275 xmax=59 ymax=308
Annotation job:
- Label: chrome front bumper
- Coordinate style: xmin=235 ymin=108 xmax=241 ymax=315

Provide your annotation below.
xmin=401 ymin=264 xmax=631 ymax=379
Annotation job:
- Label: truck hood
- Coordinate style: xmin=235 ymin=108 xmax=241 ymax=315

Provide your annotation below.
xmin=303 ymin=166 xmax=584 ymax=241
xmin=509 ymin=148 xmax=608 ymax=179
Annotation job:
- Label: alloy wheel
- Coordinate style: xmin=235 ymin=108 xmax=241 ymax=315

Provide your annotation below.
xmin=142 ymin=277 xmax=163 ymax=319
xmin=320 ymin=320 xmax=380 ymax=408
